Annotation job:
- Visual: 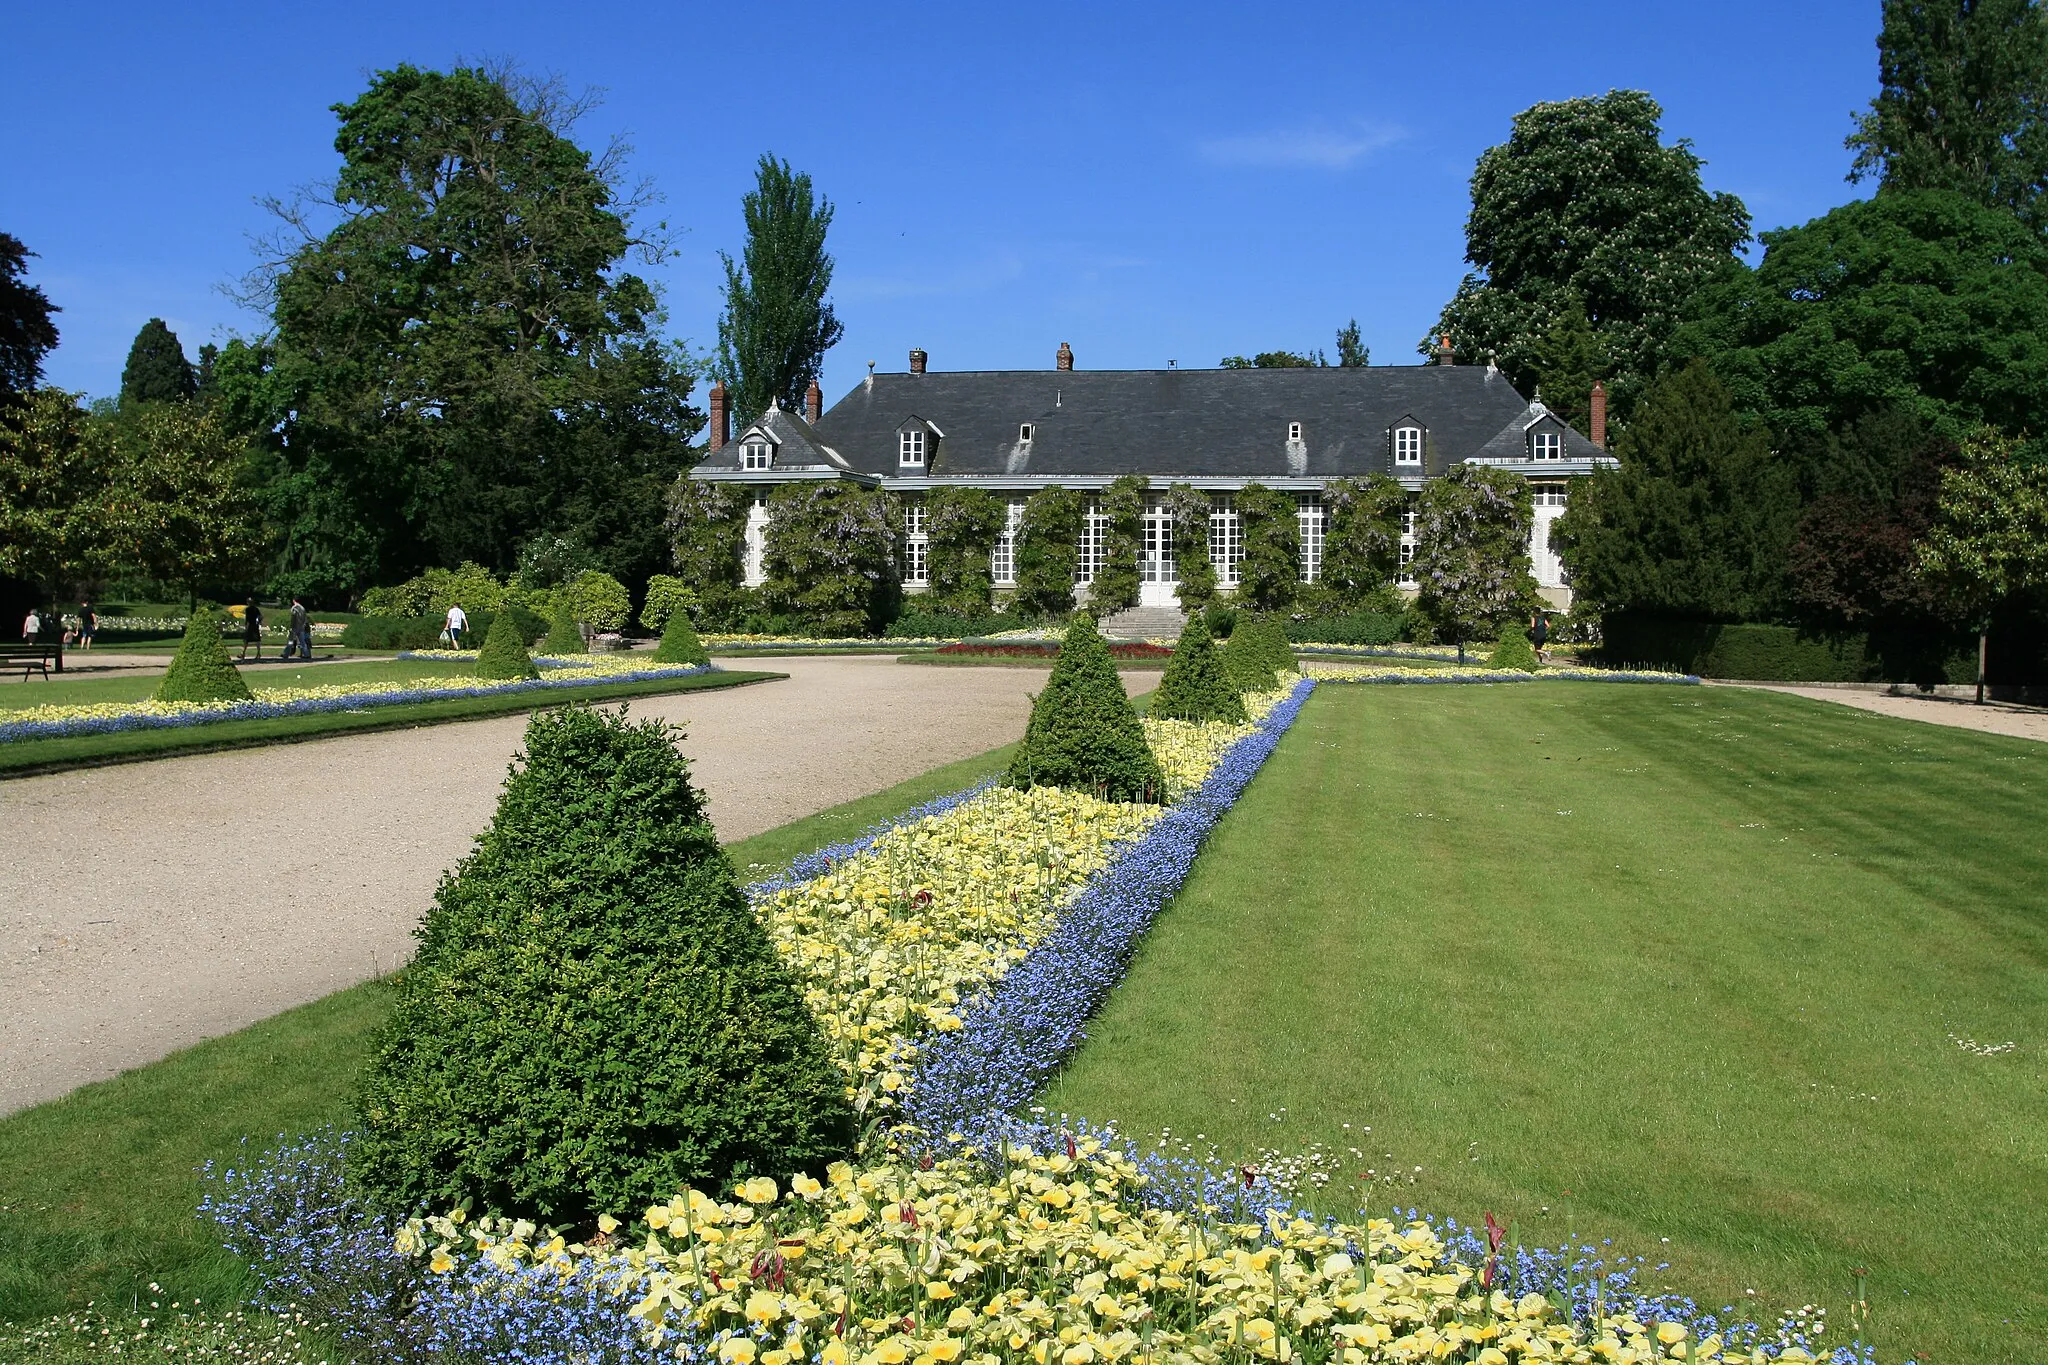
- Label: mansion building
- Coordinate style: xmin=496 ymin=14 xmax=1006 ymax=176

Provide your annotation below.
xmin=691 ymin=342 xmax=1617 ymax=610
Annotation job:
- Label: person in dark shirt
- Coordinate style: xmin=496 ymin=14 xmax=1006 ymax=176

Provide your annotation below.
xmin=240 ymin=597 xmax=264 ymax=659
xmin=77 ymin=601 xmax=96 ymax=649
xmin=1530 ymin=610 xmax=1550 ymax=664
xmin=282 ymin=596 xmax=311 ymax=661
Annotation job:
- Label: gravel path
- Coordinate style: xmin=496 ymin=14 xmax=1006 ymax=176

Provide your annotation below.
xmin=0 ymin=657 xmax=1039 ymax=1116
xmin=1713 ymin=682 xmax=2048 ymax=743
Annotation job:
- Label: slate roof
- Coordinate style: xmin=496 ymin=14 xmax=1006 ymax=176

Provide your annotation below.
xmin=694 ymin=364 xmax=1609 ymax=483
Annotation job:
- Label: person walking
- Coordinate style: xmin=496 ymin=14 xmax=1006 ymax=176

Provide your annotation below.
xmin=76 ymin=601 xmax=96 ymax=650
xmin=1530 ymin=609 xmax=1550 ymax=665
xmin=21 ymin=606 xmax=41 ymax=641
xmin=240 ymin=596 xmax=264 ymax=660
xmin=445 ymin=602 xmax=468 ymax=650
xmin=283 ymin=595 xmax=311 ymax=661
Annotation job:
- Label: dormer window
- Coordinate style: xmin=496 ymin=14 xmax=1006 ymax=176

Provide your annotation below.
xmin=900 ymin=430 xmax=926 ymax=467
xmin=1394 ymin=425 xmax=1422 ymax=466
xmin=1531 ymin=428 xmax=1563 ymax=461
xmin=1288 ymin=421 xmax=1303 ymax=442
xmin=1019 ymin=423 xmax=1033 ymax=442
xmin=740 ymin=439 xmax=771 ymax=471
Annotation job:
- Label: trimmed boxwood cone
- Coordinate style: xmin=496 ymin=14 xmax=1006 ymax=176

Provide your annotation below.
xmin=542 ymin=598 xmax=585 ymax=654
xmin=1149 ymin=614 xmax=1246 ymax=723
xmin=1220 ymin=615 xmax=1278 ymax=694
xmin=1489 ymin=626 xmax=1538 ymax=671
xmin=652 ymin=614 xmax=710 ymax=666
xmin=155 ymin=607 xmax=253 ymax=703
xmin=351 ymin=705 xmax=856 ymax=1225
xmin=475 ymin=610 xmax=541 ymax=680
xmin=1004 ymin=615 xmax=1163 ymax=801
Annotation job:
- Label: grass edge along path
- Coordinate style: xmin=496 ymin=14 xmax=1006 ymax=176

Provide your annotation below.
xmin=1044 ymin=682 xmax=2048 ymax=1364
xmin=0 ymin=731 xmax=1027 ymax=1326
xmin=0 ymin=670 xmax=784 ymax=778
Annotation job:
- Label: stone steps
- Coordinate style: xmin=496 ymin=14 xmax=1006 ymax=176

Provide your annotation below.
xmin=1096 ymin=605 xmax=1188 ymax=640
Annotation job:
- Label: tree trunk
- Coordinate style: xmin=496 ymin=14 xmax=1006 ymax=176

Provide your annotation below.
xmin=1977 ymin=628 xmax=1989 ymax=705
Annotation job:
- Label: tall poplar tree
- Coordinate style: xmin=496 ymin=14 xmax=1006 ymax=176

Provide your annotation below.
xmin=119 ymin=318 xmax=198 ymax=405
xmin=716 ymin=155 xmax=844 ymax=423
xmin=1848 ymin=0 xmax=2048 ymax=231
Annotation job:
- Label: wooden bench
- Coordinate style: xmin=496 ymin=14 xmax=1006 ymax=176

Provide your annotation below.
xmin=0 ymin=641 xmax=63 ymax=680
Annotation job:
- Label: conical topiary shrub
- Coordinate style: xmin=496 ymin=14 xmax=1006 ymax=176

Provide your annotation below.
xmin=1220 ymin=614 xmax=1278 ymax=694
xmin=351 ymin=705 xmax=856 ymax=1225
xmin=474 ymin=609 xmax=541 ymax=680
xmin=1004 ymin=615 xmax=1163 ymax=802
xmin=1254 ymin=616 xmax=1298 ymax=676
xmin=651 ymin=613 xmax=710 ymax=666
xmin=155 ymin=607 xmax=253 ymax=704
xmin=1149 ymin=614 xmax=1246 ymax=723
xmin=1488 ymin=626 xmax=1538 ymax=671
xmin=542 ymin=598 xmax=585 ymax=655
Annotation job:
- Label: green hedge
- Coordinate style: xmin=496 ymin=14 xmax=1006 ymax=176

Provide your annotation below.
xmin=1597 ymin=615 xmax=1977 ymax=685
xmin=1285 ymin=612 xmax=1404 ymax=646
xmin=340 ymin=607 xmax=548 ymax=652
xmin=888 ymin=606 xmax=1036 ymax=639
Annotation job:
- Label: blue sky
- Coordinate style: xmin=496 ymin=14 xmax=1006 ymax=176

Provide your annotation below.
xmin=4 ymin=1 xmax=1880 ymax=407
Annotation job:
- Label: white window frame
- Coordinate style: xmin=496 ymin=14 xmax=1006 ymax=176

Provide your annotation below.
xmin=903 ymin=501 xmax=929 ymax=586
xmin=1531 ymin=481 xmax=1568 ymax=508
xmin=1394 ymin=425 xmax=1422 ymax=466
xmin=740 ymin=439 xmax=771 ymax=471
xmin=1076 ymin=499 xmax=1107 ymax=584
xmin=1531 ymin=428 xmax=1563 ymax=461
xmin=990 ymin=497 xmax=1027 ymax=586
xmin=1208 ymin=494 xmax=1242 ymax=589
xmin=899 ymin=430 xmax=926 ymax=467
xmin=1397 ymin=505 xmax=1418 ymax=586
xmin=1296 ymin=494 xmax=1324 ymax=583
xmin=1018 ymin=423 xmax=1033 ymax=442
xmin=1288 ymin=421 xmax=1303 ymax=442
xmin=1140 ymin=495 xmax=1176 ymax=585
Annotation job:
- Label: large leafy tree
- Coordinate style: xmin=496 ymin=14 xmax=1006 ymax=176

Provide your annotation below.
xmin=1429 ymin=91 xmax=1750 ymax=418
xmin=1916 ymin=431 xmax=2048 ymax=698
xmin=1552 ymin=361 xmax=1798 ymax=622
xmin=1411 ymin=464 xmax=1537 ymax=655
xmin=94 ymin=401 xmax=266 ymax=602
xmin=229 ymin=63 xmax=698 ymax=603
xmin=0 ymin=233 xmax=60 ymax=400
xmin=1681 ymin=189 xmax=2048 ymax=445
xmin=1848 ymin=0 xmax=2048 ymax=231
xmin=0 ymin=388 xmax=103 ymax=589
xmin=1532 ymin=297 xmax=1610 ymax=434
xmin=119 ymin=318 xmax=197 ymax=406
xmin=1784 ymin=407 xmax=1959 ymax=627
xmin=716 ymin=155 xmax=844 ymax=424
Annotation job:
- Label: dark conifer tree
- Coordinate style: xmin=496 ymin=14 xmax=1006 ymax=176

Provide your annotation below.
xmin=119 ymin=318 xmax=198 ymax=406
xmin=0 ymin=233 xmax=60 ymax=399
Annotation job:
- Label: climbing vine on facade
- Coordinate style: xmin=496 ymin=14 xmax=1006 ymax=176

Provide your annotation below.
xmin=1014 ymin=486 xmax=1084 ymax=619
xmin=1165 ymin=483 xmax=1217 ymax=612
xmin=1236 ymin=483 xmax=1301 ymax=611
xmin=925 ymin=487 xmax=1008 ymax=617
xmin=664 ymin=479 xmax=751 ymax=624
xmin=1088 ymin=475 xmax=1147 ymax=614
xmin=762 ymin=482 xmax=900 ymax=636
xmin=1320 ymin=475 xmax=1408 ymax=611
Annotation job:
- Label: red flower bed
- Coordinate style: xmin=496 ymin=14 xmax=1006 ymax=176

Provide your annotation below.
xmin=936 ymin=641 xmax=1174 ymax=660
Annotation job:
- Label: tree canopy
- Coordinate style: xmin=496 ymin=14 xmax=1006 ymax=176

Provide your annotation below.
xmin=1430 ymin=90 xmax=1750 ymax=418
xmin=716 ymin=155 xmax=844 ymax=424
xmin=1848 ymin=0 xmax=2048 ymax=231
xmin=0 ymin=233 xmax=60 ymax=399
xmin=1552 ymin=361 xmax=1797 ymax=622
xmin=1680 ymin=189 xmax=2048 ymax=445
xmin=224 ymin=63 xmax=697 ymax=603
xmin=1220 ymin=350 xmax=1322 ymax=369
xmin=119 ymin=317 xmax=197 ymax=406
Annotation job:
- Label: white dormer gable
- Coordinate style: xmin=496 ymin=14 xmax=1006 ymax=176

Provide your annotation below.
xmin=736 ymin=426 xmax=776 ymax=470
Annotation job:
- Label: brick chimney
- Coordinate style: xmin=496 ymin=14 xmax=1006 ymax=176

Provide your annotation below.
xmin=909 ymin=348 xmax=928 ymax=375
xmin=708 ymin=381 xmax=728 ymax=451
xmin=805 ymin=379 xmax=822 ymax=423
xmin=1056 ymin=341 xmax=1074 ymax=371
xmin=1590 ymin=380 xmax=1607 ymax=450
xmin=1436 ymin=335 xmax=1454 ymax=366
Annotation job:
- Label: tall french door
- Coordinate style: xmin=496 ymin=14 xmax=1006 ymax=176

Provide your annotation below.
xmin=1138 ymin=500 xmax=1178 ymax=608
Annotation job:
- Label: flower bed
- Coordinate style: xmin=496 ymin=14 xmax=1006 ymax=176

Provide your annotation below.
xmin=207 ymin=674 xmax=1845 ymax=1365
xmin=704 ymin=635 xmax=955 ymax=651
xmin=0 ymin=657 xmax=720 ymax=744
xmin=935 ymin=641 xmax=1175 ymax=661
xmin=1303 ymin=661 xmax=1699 ymax=686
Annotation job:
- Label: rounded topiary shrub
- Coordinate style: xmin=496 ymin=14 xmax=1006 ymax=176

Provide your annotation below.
xmin=1004 ymin=615 xmax=1163 ymax=802
xmin=1489 ymin=626 xmax=1539 ymax=671
xmin=474 ymin=610 xmax=541 ymax=680
xmin=155 ymin=608 xmax=253 ymax=704
xmin=1149 ymin=614 xmax=1246 ymax=723
xmin=542 ymin=598 xmax=585 ymax=655
xmin=351 ymin=705 xmax=856 ymax=1225
xmin=652 ymin=614 xmax=710 ymax=666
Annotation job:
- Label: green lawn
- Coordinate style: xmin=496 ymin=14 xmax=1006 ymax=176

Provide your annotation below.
xmin=0 ymin=658 xmax=481 ymax=711
xmin=0 ymin=733 xmax=1023 ymax=1324
xmin=1045 ymin=682 xmax=2047 ymax=1363
xmin=0 ymin=665 xmax=783 ymax=776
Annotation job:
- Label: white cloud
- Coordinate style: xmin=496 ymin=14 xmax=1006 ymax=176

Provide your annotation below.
xmin=1198 ymin=121 xmax=1405 ymax=170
